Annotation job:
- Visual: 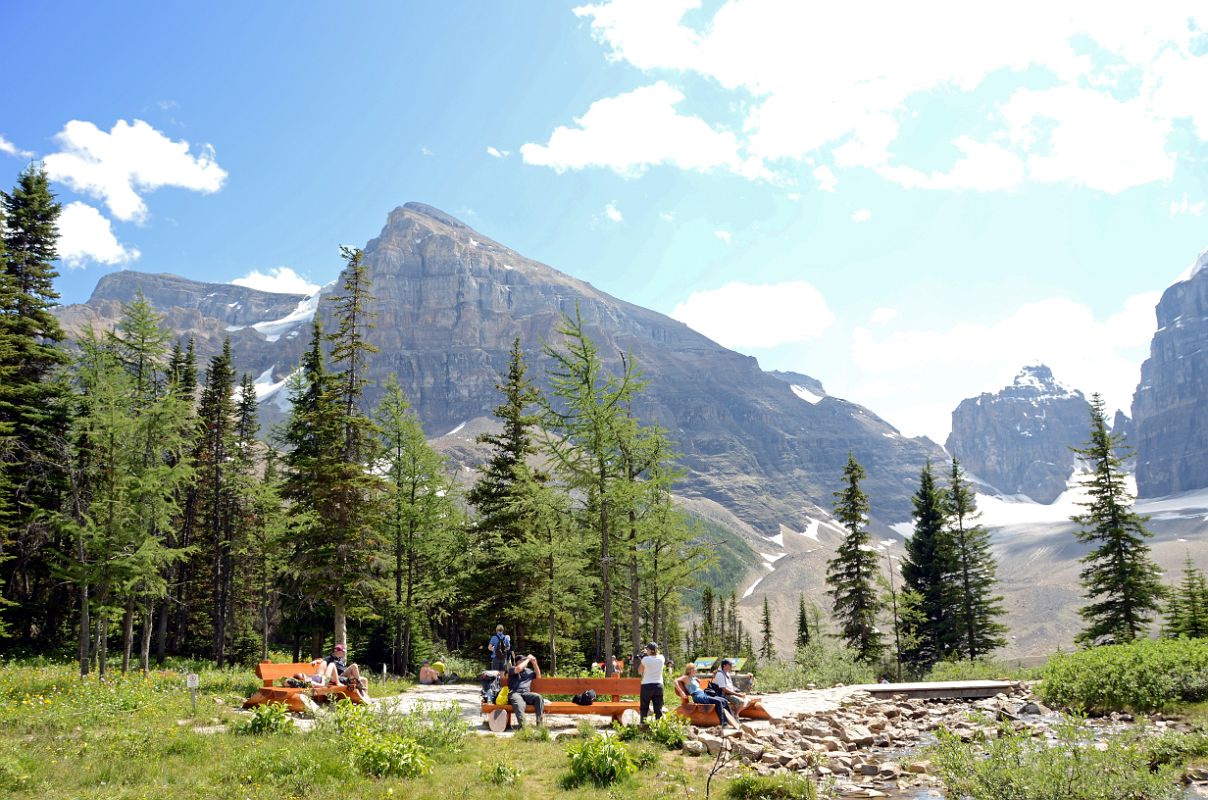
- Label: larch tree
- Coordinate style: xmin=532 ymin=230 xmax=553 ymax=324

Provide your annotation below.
xmin=1071 ymin=393 xmax=1164 ymax=644
xmin=826 ymin=453 xmax=884 ymax=663
xmin=946 ymin=458 xmax=1006 ymax=660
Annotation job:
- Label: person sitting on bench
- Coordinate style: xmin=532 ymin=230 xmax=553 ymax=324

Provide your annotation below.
xmin=674 ymin=663 xmax=737 ymax=728
xmin=508 ymin=654 xmax=544 ymax=728
xmin=294 ymin=643 xmax=369 ymax=699
xmin=712 ymin=658 xmax=747 ymax=717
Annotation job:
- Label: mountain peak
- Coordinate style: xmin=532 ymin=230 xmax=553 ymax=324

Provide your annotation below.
xmin=1009 ymin=363 xmax=1079 ymax=398
xmin=397 ymin=202 xmax=472 ymax=232
xmin=1175 ymin=247 xmax=1208 ymax=283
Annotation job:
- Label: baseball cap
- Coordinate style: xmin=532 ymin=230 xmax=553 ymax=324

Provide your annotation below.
xmin=334 ymin=643 xmax=346 ymax=652
xmin=720 ymin=658 xmax=733 ymax=666
xmin=646 ymin=642 xmax=659 ymax=651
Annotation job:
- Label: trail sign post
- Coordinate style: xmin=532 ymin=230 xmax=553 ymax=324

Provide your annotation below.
xmin=186 ymin=673 xmax=199 ymax=717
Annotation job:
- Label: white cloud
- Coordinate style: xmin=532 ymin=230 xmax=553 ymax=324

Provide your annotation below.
xmin=231 ymin=267 xmax=320 ymax=295
xmin=520 ymin=81 xmax=767 ymax=178
xmin=658 ymin=211 xmax=675 ymax=221
xmin=57 ymin=201 xmax=140 ymax=268
xmin=1170 ymin=194 xmax=1205 ymax=217
xmin=0 ymin=134 xmax=34 ymax=160
xmin=602 ymin=202 xmax=623 ymax=223
xmin=871 ymin=307 xmax=897 ymax=325
xmin=670 ymin=280 xmax=836 ymax=348
xmin=847 ymin=291 xmax=1160 ymax=440
xmin=851 ymin=209 xmax=871 ymax=223
xmin=420 ymin=146 xmax=433 ymax=157
xmin=486 ymin=146 xmax=510 ymax=158
xmin=43 ymin=119 xmax=227 ymax=222
xmin=713 ymin=229 xmax=732 ymax=243
xmin=812 ymin=165 xmax=837 ymax=192
xmin=569 ymin=1 xmax=1208 ymax=194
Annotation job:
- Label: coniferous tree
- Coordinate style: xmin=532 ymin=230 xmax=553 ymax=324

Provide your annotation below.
xmin=759 ymin=595 xmax=775 ymax=661
xmin=901 ymin=460 xmax=956 ymax=669
xmin=826 ymin=453 xmax=884 ymax=663
xmin=1071 ymin=394 xmax=1164 ymax=644
xmin=946 ymin=458 xmax=1006 ymax=660
xmin=795 ymin=594 xmax=811 ymax=649
xmin=1164 ymin=555 xmax=1208 ymax=639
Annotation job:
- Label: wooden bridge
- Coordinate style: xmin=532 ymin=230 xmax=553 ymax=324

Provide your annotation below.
xmin=856 ymin=679 xmax=1018 ymax=701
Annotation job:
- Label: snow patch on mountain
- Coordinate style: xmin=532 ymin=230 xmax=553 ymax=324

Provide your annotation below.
xmin=1175 ymin=248 xmax=1208 ymax=283
xmin=790 ymin=384 xmax=823 ymax=404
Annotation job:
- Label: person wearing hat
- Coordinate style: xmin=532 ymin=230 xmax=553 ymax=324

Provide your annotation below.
xmin=711 ymin=658 xmax=746 ymax=717
xmin=637 ymin=642 xmax=666 ymax=723
xmin=318 ymin=643 xmax=369 ymax=699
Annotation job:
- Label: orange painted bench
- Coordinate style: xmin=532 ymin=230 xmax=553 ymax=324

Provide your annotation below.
xmin=481 ymin=677 xmax=641 ymax=730
xmin=242 ymin=660 xmax=366 ymax=713
xmin=673 ymin=676 xmax=773 ymax=727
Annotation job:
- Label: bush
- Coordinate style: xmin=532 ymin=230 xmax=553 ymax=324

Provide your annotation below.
xmin=725 ymin=772 xmax=818 ymax=799
xmin=1039 ymin=638 xmax=1208 ymax=713
xmin=234 ymin=702 xmax=295 ymax=735
xmin=633 ymin=745 xmax=659 ymax=770
xmin=352 ymin=733 xmax=432 ymax=778
xmin=563 ymin=733 xmax=637 ymax=787
xmin=611 ymin=714 xmax=689 ymax=749
xmin=315 ymin=698 xmax=467 ymax=752
xmin=757 ymin=642 xmax=876 ymax=691
xmin=931 ymin=717 xmax=1182 ymax=800
xmin=513 ymin=724 xmax=551 ymax=742
xmin=925 ymin=659 xmax=1040 ymax=682
xmin=0 ymin=757 xmax=33 ymax=792
xmin=1139 ymin=729 xmax=1208 ymax=768
xmin=479 ymin=760 xmax=523 ymax=785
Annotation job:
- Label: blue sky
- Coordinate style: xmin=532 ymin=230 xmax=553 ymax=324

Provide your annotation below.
xmin=2 ymin=1 xmax=1207 ymax=441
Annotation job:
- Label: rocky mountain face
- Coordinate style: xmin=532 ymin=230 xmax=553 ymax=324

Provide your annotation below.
xmin=57 ymin=202 xmax=946 ymax=533
xmin=945 ymin=365 xmax=1090 ymax=503
xmin=1133 ymin=250 xmax=1208 ymax=497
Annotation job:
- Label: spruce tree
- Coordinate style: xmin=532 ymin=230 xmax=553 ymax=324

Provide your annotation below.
xmin=1164 ymin=555 xmax=1208 ymax=639
xmin=901 ymin=460 xmax=956 ymax=669
xmin=826 ymin=453 xmax=884 ymax=662
xmin=795 ymin=594 xmax=811 ymax=649
xmin=759 ymin=595 xmax=775 ymax=661
xmin=946 ymin=458 xmax=1006 ymax=660
xmin=1071 ymin=394 xmax=1164 ymax=644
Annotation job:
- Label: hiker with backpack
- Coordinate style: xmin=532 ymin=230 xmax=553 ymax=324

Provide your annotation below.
xmin=637 ymin=641 xmax=665 ymax=723
xmin=488 ymin=624 xmax=512 ymax=672
xmin=507 ymin=653 xmax=544 ymax=728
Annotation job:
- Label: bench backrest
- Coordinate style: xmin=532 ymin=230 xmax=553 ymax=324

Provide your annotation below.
xmin=255 ymin=661 xmax=315 ymax=686
xmin=527 ymin=677 xmax=641 ymax=699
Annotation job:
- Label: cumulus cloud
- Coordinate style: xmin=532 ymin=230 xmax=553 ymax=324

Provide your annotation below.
xmin=871 ymin=307 xmax=897 ymax=325
xmin=0 ymin=134 xmax=34 ymax=160
xmin=658 ymin=211 xmax=675 ymax=221
xmin=486 ymin=146 xmax=510 ymax=158
xmin=603 ymin=202 xmax=623 ymax=222
xmin=567 ymin=1 xmax=1208 ymax=193
xmin=851 ymin=209 xmax=871 ymax=223
xmin=520 ymin=81 xmax=767 ymax=178
xmin=57 ymin=201 xmax=140 ymax=268
xmin=231 ymin=267 xmax=320 ymax=295
xmin=1170 ymin=194 xmax=1205 ymax=217
xmin=846 ymin=292 xmax=1160 ymax=440
xmin=670 ymin=280 xmax=836 ymax=348
xmin=713 ymin=229 xmax=732 ymax=243
xmin=812 ymin=165 xmax=838 ymax=192
xmin=43 ymin=119 xmax=227 ymax=222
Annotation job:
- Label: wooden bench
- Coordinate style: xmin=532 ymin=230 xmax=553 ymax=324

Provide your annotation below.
xmin=673 ymin=676 xmax=773 ymax=727
xmin=481 ymin=677 xmax=640 ymax=731
xmin=242 ymin=661 xmax=366 ymax=714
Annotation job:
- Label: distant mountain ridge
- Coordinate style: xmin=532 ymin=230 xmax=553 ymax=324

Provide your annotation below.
xmin=56 ymin=202 xmax=946 ymax=535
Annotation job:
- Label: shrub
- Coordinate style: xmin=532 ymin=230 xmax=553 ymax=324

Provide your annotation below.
xmin=725 ymin=772 xmax=818 ymax=799
xmin=1139 ymin=729 xmax=1208 ymax=768
xmin=931 ymin=717 xmax=1182 ymax=800
xmin=234 ymin=702 xmax=294 ymax=736
xmin=757 ymin=642 xmax=876 ymax=691
xmin=1039 ymin=638 xmax=1208 ymax=713
xmin=479 ymin=760 xmax=523 ymax=785
xmin=633 ymin=745 xmax=659 ymax=770
xmin=646 ymin=713 xmax=689 ymax=749
xmin=0 ymin=757 xmax=33 ymax=792
xmin=563 ymin=733 xmax=637 ymax=787
xmin=352 ymin=733 xmax=432 ymax=778
xmin=925 ymin=659 xmax=1040 ymax=682
xmin=513 ymin=724 xmax=551 ymax=742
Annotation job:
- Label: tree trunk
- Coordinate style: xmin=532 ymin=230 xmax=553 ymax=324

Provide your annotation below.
xmin=310 ymin=629 xmax=324 ymax=660
xmin=154 ymin=589 xmax=169 ymax=664
xmin=334 ymin=594 xmax=347 ymax=651
xmin=628 ymin=510 xmax=640 ymax=672
xmin=394 ymin=516 xmax=404 ymax=674
xmin=600 ymin=486 xmax=614 ymax=676
xmin=121 ymin=596 xmax=135 ymax=672
xmin=403 ymin=520 xmax=414 ymax=674
xmin=140 ymin=604 xmax=153 ymax=675
xmin=96 ymin=613 xmax=109 ymax=678
xmin=77 ymin=579 xmax=90 ymax=677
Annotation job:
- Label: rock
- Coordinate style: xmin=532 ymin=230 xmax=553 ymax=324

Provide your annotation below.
xmin=877 ymin=762 xmax=901 ymax=779
xmin=735 ymin=741 xmax=765 ymax=761
xmin=683 ymin=740 xmax=706 ymax=756
xmin=908 ymin=761 xmax=930 ymax=774
xmin=854 ymin=763 xmax=880 ymax=776
xmin=699 ymin=733 xmax=723 ymax=755
xmin=841 ymin=725 xmax=875 ymax=746
xmin=1018 ymin=701 xmax=1048 ymax=715
xmin=1185 ymin=766 xmax=1208 ymax=782
xmin=947 ymin=364 xmax=1090 ymax=502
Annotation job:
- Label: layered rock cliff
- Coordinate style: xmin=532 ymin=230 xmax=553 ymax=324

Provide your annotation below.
xmin=946 ymin=365 xmax=1090 ymax=502
xmin=57 ymin=203 xmax=947 ymax=531
xmin=1133 ymin=249 xmax=1208 ymax=497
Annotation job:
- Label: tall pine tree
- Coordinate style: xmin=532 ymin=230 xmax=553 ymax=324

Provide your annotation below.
xmin=901 ymin=460 xmax=956 ymax=669
xmin=826 ymin=453 xmax=884 ymax=663
xmin=1164 ymin=555 xmax=1208 ymax=639
xmin=1071 ymin=393 xmax=1163 ymax=644
xmin=946 ymin=458 xmax=1006 ymax=660
xmin=759 ymin=595 xmax=775 ymax=661
xmin=795 ymin=595 xmax=811 ymax=650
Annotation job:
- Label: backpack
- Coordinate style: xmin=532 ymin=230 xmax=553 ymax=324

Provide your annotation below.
xmin=479 ymin=671 xmax=501 ymax=703
xmin=571 ymin=689 xmax=597 ymax=706
xmin=490 ymin=633 xmax=512 ymax=661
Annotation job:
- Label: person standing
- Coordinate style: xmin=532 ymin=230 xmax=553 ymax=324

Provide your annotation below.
xmin=637 ymin=642 xmax=665 ymax=723
xmin=488 ymin=624 xmax=512 ymax=672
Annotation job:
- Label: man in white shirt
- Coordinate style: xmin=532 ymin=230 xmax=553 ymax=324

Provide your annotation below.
xmin=637 ymin=641 xmax=666 ymax=723
xmin=711 ymin=658 xmax=748 ymax=717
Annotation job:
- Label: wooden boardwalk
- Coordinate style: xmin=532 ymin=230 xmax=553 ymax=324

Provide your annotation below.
xmin=854 ymin=679 xmax=1017 ymax=701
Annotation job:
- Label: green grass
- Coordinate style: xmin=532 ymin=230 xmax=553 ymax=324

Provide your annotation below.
xmin=0 ymin=660 xmax=734 ymax=799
